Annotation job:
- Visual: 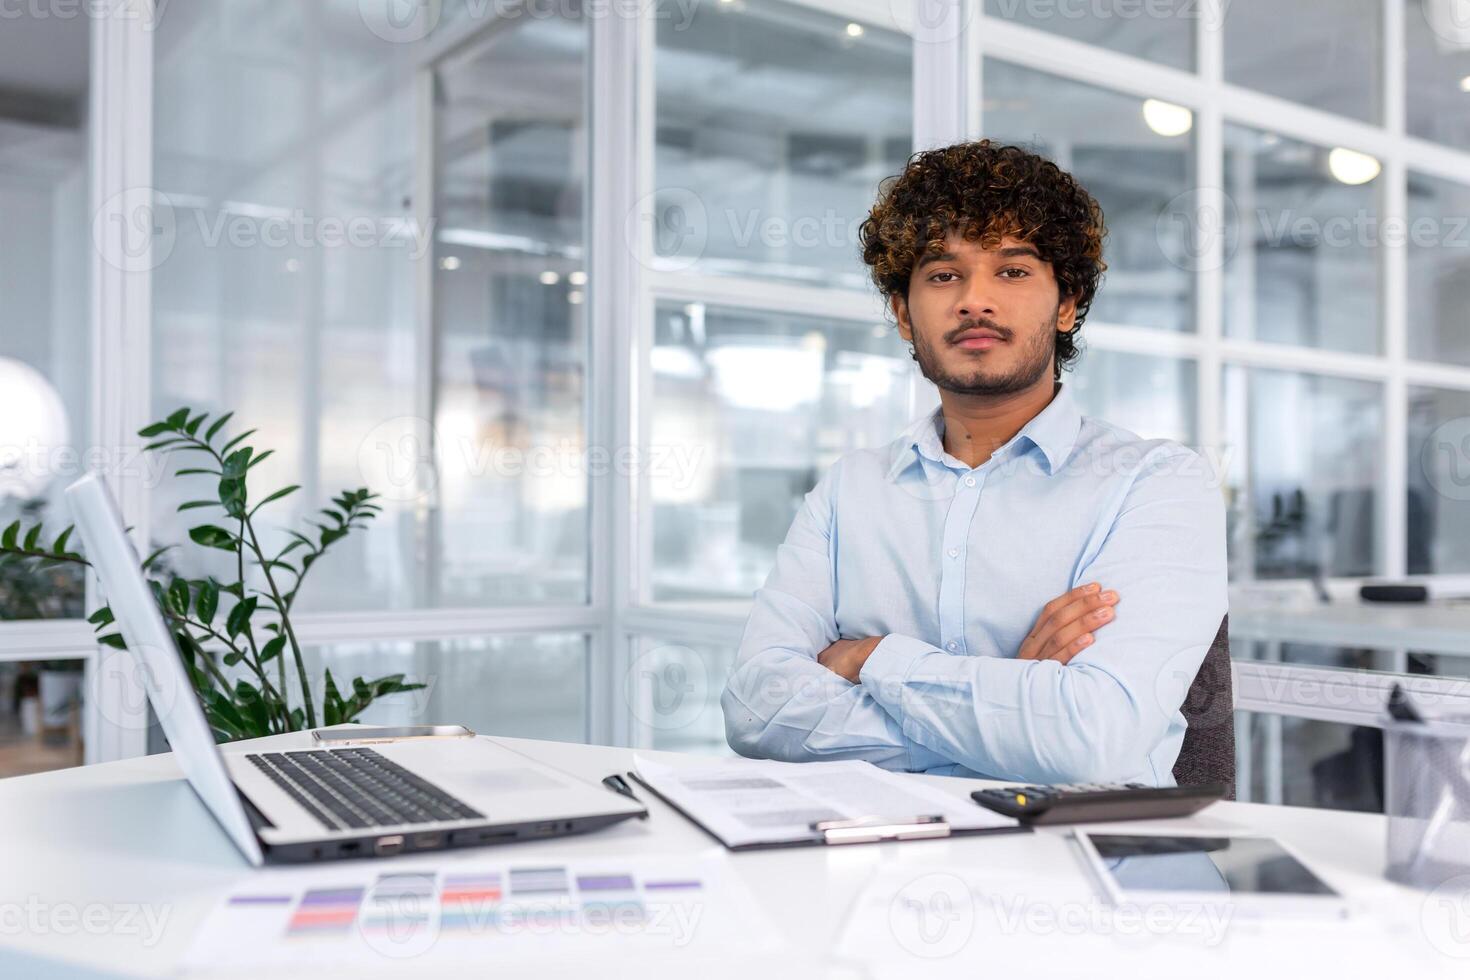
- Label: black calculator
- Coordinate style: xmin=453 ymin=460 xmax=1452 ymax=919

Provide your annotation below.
xmin=970 ymin=782 xmax=1226 ymax=825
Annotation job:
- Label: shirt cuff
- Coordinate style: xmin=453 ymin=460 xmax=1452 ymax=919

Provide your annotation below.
xmin=859 ymin=633 xmax=940 ymax=724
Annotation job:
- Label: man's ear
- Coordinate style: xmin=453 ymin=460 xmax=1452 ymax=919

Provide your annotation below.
xmin=891 ymin=293 xmax=913 ymax=343
xmin=1057 ymin=292 xmax=1079 ymax=334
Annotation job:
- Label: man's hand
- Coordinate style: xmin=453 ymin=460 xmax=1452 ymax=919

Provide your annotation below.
xmin=817 ymin=636 xmax=884 ymax=683
xmin=1017 ymin=582 xmax=1119 ymax=664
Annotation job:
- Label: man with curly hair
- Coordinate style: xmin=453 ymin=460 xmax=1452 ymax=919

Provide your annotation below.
xmin=721 ymin=140 xmax=1227 ymax=786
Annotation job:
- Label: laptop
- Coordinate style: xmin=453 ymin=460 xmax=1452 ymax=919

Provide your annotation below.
xmin=65 ymin=473 xmax=646 ymax=865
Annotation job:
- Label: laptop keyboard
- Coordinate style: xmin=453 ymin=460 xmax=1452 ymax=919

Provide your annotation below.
xmin=245 ymin=748 xmax=484 ymax=831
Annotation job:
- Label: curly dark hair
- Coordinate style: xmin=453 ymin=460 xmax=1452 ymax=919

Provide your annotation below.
xmin=858 ymin=140 xmax=1107 ymax=379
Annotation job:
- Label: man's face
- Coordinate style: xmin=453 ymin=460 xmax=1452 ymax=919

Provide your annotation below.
xmin=893 ymin=232 xmax=1077 ymax=398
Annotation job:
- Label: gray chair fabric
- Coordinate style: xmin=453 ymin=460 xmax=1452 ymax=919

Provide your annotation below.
xmin=1172 ymin=615 xmax=1235 ymax=798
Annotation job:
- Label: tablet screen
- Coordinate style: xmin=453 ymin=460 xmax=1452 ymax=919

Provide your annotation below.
xmin=1085 ymin=834 xmax=1339 ymax=897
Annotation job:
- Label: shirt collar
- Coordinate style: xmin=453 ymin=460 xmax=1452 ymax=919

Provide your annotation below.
xmin=886 ymin=383 xmax=1083 ymax=480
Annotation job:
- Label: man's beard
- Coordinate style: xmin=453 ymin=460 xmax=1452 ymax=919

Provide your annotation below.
xmin=910 ymin=309 xmax=1058 ymax=397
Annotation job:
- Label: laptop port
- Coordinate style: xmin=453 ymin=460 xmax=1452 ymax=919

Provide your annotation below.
xmin=338 ymin=841 xmax=362 ymax=856
xmin=375 ymin=835 xmax=404 ymax=856
xmin=412 ymin=832 xmax=442 ymax=850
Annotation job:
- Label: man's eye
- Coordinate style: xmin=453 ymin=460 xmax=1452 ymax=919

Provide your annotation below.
xmin=1000 ymin=268 xmax=1030 ymax=279
xmin=929 ymin=271 xmax=959 ymax=283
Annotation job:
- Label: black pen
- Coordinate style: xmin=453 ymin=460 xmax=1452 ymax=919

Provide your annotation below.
xmin=602 ymin=772 xmax=647 ymax=816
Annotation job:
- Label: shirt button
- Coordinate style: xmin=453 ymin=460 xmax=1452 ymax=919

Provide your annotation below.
xmin=964 ymin=476 xmax=976 ymax=487
xmin=946 ymin=641 xmax=959 ymax=652
xmin=947 ymin=548 xmax=959 ymax=559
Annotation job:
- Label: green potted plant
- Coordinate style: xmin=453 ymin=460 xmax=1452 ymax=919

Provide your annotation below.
xmin=0 ymin=408 xmax=424 ymax=741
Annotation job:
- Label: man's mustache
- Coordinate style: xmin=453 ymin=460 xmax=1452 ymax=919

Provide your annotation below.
xmin=943 ymin=318 xmax=1012 ymax=344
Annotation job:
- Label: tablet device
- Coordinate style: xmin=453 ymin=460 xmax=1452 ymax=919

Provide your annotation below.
xmin=1073 ymin=830 xmax=1349 ymax=918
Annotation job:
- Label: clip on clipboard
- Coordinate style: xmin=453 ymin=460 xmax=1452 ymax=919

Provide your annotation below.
xmin=812 ymin=814 xmax=950 ymax=845
xmin=625 ymin=759 xmax=1026 ymax=852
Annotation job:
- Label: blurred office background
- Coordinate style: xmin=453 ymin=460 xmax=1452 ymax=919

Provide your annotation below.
xmin=2 ymin=0 xmax=1469 ymax=811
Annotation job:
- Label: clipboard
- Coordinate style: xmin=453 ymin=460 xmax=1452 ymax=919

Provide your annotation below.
xmin=625 ymin=770 xmax=1031 ymax=851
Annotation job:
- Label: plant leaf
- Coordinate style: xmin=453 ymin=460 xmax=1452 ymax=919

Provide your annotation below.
xmin=177 ymin=500 xmax=219 ymax=512
xmin=219 ymin=429 xmax=257 ymax=455
xmin=245 ymin=450 xmax=275 ymax=471
xmin=196 ymin=579 xmax=219 ymax=624
xmin=87 ymin=606 xmax=115 ymax=628
xmin=98 ymin=633 xmax=127 ymax=650
xmin=51 ymin=527 xmax=73 ymax=555
xmin=1 ymin=521 xmax=19 ymax=550
xmin=188 ymin=525 xmax=236 ymax=551
xmin=141 ymin=545 xmax=174 ymax=571
xmin=137 ymin=421 xmax=172 ymax=438
xmin=164 ymin=407 xmax=191 ymax=429
xmin=167 ymin=576 xmax=191 ymax=616
xmin=218 ymin=477 xmax=247 ymax=519
xmin=225 ymin=596 xmax=258 ymax=639
xmin=204 ymin=411 xmax=234 ymax=442
xmin=260 ymin=636 xmax=287 ymax=664
xmin=22 ymin=525 xmax=41 ymax=551
xmin=249 ymin=485 xmax=299 ymax=516
xmin=184 ymin=412 xmax=208 ymax=436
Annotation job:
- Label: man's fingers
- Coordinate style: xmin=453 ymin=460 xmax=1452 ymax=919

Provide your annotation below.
xmin=1047 ymin=590 xmax=1118 ymax=639
xmin=1040 ymin=602 xmax=1116 ymax=659
xmin=1026 ymin=583 xmax=1100 ymax=645
xmin=1045 ymin=631 xmax=1095 ymax=665
xmin=1027 ymin=589 xmax=1117 ymax=656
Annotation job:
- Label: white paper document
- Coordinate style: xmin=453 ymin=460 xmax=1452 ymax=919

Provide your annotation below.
xmin=633 ymin=756 xmax=1018 ymax=848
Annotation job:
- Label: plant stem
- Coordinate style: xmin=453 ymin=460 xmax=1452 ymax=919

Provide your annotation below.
xmin=243 ymin=519 xmax=316 ymax=727
xmin=162 ymin=610 xmax=285 ymax=720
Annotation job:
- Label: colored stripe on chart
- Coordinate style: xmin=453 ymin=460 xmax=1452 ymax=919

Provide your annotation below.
xmin=576 ymin=874 xmax=635 ymax=892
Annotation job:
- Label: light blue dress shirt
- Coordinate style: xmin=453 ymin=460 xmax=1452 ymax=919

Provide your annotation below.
xmin=720 ymin=383 xmax=1228 ymax=785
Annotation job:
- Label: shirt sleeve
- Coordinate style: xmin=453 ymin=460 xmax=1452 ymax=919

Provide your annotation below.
xmin=720 ymin=460 xmax=952 ymax=772
xmin=857 ymin=448 xmax=1229 ymax=784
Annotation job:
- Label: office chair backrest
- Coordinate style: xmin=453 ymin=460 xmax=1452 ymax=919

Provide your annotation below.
xmin=1172 ymin=615 xmax=1235 ymax=798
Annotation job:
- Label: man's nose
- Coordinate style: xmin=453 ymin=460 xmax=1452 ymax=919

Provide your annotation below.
xmin=954 ymin=280 xmax=998 ymax=320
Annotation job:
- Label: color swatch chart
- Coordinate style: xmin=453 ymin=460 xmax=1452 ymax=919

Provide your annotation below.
xmin=182 ymin=855 xmax=772 ymax=975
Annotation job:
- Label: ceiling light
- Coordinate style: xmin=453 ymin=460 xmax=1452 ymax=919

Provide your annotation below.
xmin=1327 ymin=147 xmax=1381 ymax=185
xmin=845 ymin=23 xmax=864 ymax=38
xmin=439 ymin=256 xmax=460 ymax=271
xmin=1142 ymin=99 xmax=1193 ymax=137
xmin=568 ymin=290 xmax=584 ymax=305
xmin=1460 ymin=74 xmax=1470 ymax=93
xmin=568 ymin=270 xmax=587 ymax=286
xmin=539 ymin=270 xmax=560 ymax=285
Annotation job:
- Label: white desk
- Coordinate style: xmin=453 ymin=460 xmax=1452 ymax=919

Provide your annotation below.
xmin=0 ymin=731 xmax=1463 ymax=979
